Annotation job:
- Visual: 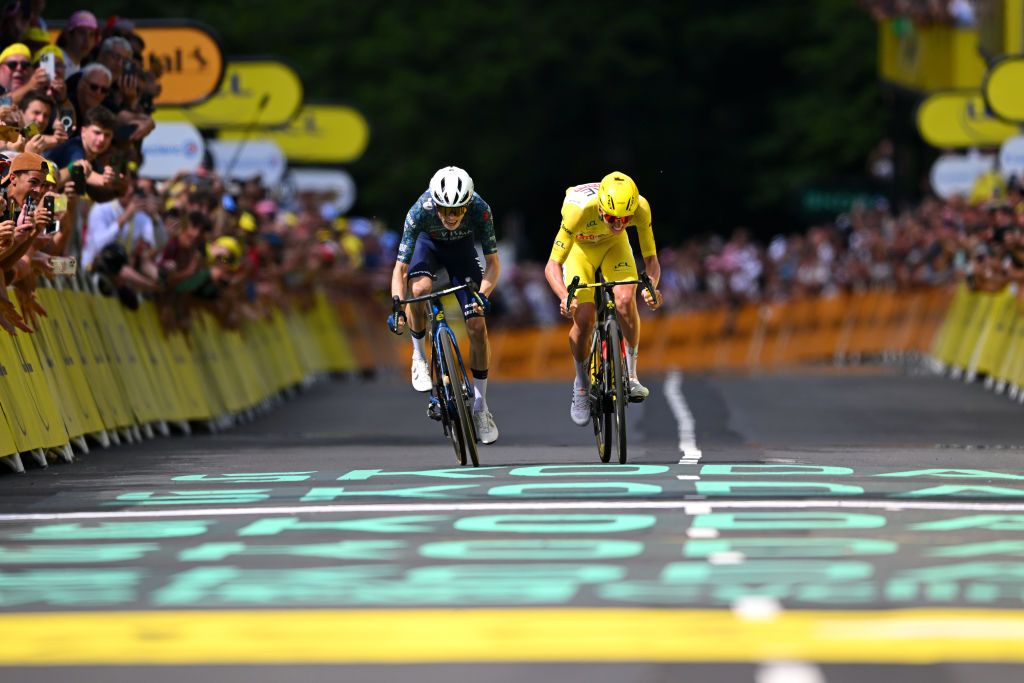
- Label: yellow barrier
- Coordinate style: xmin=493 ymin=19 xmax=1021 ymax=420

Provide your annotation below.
xmin=0 ymin=286 xmax=360 ymax=470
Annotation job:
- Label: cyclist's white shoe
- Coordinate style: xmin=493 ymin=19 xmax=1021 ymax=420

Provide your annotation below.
xmin=627 ymin=377 xmax=650 ymax=402
xmin=473 ymin=409 xmax=499 ymax=444
xmin=570 ymin=387 xmax=591 ymax=426
xmin=411 ymin=358 xmax=432 ymax=392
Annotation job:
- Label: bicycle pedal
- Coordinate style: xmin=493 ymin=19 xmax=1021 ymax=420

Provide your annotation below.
xmin=628 ymin=394 xmax=646 ymax=404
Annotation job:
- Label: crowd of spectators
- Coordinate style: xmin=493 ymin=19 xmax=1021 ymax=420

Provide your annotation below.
xmin=0 ymin=6 xmax=382 ymax=338
xmin=859 ymin=0 xmax=978 ymax=27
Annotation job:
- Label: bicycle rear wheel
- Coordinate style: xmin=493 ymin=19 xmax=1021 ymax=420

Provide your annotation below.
xmin=608 ymin=322 xmax=628 ymax=463
xmin=441 ymin=332 xmax=480 ymax=467
xmin=590 ymin=329 xmax=612 ymax=463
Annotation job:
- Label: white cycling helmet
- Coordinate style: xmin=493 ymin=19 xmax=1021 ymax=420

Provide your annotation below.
xmin=429 ymin=166 xmax=474 ymax=208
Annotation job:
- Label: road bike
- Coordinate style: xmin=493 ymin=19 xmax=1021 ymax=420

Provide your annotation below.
xmin=392 ymin=281 xmax=481 ymax=467
xmin=566 ymin=271 xmax=657 ymax=464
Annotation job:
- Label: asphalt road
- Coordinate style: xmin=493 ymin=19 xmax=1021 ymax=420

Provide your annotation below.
xmin=1 ymin=367 xmax=1023 ymax=682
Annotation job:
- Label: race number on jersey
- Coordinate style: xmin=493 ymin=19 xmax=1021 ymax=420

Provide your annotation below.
xmin=563 ymin=183 xmax=600 ymax=208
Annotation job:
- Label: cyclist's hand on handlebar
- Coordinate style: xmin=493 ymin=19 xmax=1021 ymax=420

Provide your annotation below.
xmin=387 ymin=311 xmax=407 ymax=335
xmin=471 ymin=291 xmax=491 ymax=316
xmin=560 ymin=296 xmax=578 ymax=319
xmin=642 ymin=287 xmax=663 ymax=311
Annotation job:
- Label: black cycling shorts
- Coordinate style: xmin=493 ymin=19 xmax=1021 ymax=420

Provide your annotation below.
xmin=407 ymin=233 xmax=485 ymax=319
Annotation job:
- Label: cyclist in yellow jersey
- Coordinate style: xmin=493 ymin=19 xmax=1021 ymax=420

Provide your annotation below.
xmin=544 ymin=171 xmax=663 ymax=426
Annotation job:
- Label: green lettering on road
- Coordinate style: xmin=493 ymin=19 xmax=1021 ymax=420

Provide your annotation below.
xmin=700 ymin=464 xmax=853 ymax=476
xmin=8 ymin=521 xmax=213 ymax=540
xmin=301 ymin=485 xmax=476 ymax=501
xmin=418 ymin=540 xmax=643 ymax=560
xmin=488 ymin=483 xmax=661 ymax=497
xmin=337 ymin=468 xmax=500 ymax=480
xmin=895 ymin=485 xmax=1024 ymax=498
xmin=112 ymin=490 xmax=270 ymax=506
xmin=911 ymin=515 xmax=1024 ymax=531
xmin=694 ymin=512 xmax=886 ymax=530
xmin=683 ymin=538 xmax=896 ymax=558
xmin=453 ymin=514 xmax=656 ymax=534
xmin=695 ymin=481 xmax=864 ymax=496
xmin=179 ymin=541 xmax=404 ymax=561
xmin=237 ymin=516 xmax=447 ymax=536
xmin=660 ymin=560 xmax=873 ymax=583
xmin=0 ymin=544 xmax=159 ymax=563
xmin=507 ymin=465 xmax=669 ymax=477
xmin=0 ymin=570 xmax=141 ymax=607
xmin=406 ymin=564 xmax=623 ymax=584
xmin=878 ymin=469 xmax=1024 ymax=480
xmin=930 ymin=542 xmax=1024 ymax=558
xmin=173 ymin=472 xmax=315 ymax=483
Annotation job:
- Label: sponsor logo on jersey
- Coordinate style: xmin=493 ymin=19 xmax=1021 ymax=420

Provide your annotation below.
xmin=482 ymin=211 xmax=490 ymax=222
xmin=576 ymin=233 xmax=597 ymax=242
xmin=615 ymin=260 xmax=629 ymax=269
xmin=555 ymin=240 xmax=566 ymax=248
xmin=586 ymin=220 xmax=598 ymax=227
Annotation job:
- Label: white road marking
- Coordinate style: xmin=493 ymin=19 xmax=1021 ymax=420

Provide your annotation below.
xmin=686 ymin=527 xmax=720 ymax=538
xmin=733 ymin=596 xmax=782 ymax=621
xmin=756 ymin=661 xmax=826 ymax=683
xmin=708 ymin=551 xmax=746 ymax=565
xmin=3 ymin=497 xmax=1024 ymax=521
xmin=665 ymin=370 xmax=703 ymax=462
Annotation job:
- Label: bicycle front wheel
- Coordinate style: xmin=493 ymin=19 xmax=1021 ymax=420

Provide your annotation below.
xmin=590 ymin=328 xmax=612 ymax=463
xmin=608 ymin=322 xmax=628 ymax=463
xmin=440 ymin=332 xmax=480 ymax=467
xmin=434 ymin=344 xmax=466 ymax=466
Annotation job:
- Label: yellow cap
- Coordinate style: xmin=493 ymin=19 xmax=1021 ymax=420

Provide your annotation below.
xmin=238 ymin=211 xmax=257 ymax=232
xmin=22 ymin=27 xmax=49 ymax=45
xmin=32 ymin=44 xmax=65 ymax=65
xmin=0 ymin=44 xmax=31 ymax=64
xmin=208 ymin=236 xmax=243 ymax=270
xmin=283 ymin=212 xmax=298 ymax=227
xmin=44 ymin=160 xmax=57 ymax=185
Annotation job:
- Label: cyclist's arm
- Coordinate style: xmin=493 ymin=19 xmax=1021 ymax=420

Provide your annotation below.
xmin=481 ymin=252 xmax=500 ymax=298
xmin=643 ymin=253 xmax=661 ymax=290
xmin=545 ymin=222 xmax=576 ymax=300
xmin=391 ymin=260 xmax=409 ymax=300
xmin=391 ymin=206 xmax=421 ymax=298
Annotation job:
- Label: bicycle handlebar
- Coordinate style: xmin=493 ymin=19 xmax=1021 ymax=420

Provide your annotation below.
xmin=564 ymin=272 xmax=657 ymax=310
xmin=393 ymin=279 xmax=483 ymax=312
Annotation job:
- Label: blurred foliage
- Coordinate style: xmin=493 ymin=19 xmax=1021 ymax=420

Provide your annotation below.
xmin=49 ymin=0 xmax=885 ymax=256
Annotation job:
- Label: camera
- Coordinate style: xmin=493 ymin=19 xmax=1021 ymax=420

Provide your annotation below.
xmin=70 ymin=165 xmax=86 ymax=194
xmin=42 ymin=195 xmax=56 ymax=234
xmin=58 ymin=108 xmax=74 ymax=133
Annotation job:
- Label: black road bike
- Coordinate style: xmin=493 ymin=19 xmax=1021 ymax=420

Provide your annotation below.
xmin=393 ymin=281 xmax=481 ymax=467
xmin=566 ymin=271 xmax=657 ymax=464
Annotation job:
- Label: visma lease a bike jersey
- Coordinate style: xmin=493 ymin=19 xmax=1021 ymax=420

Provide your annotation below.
xmin=396 ymin=190 xmax=498 ymax=264
xmin=548 ymin=182 xmax=656 ymax=264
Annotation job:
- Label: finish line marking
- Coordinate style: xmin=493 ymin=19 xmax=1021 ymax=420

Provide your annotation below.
xmin=665 ymin=370 xmax=703 ymax=463
xmin=5 ymin=498 xmax=1024 ymax=521
xmin=1 ymin=608 xmax=1023 ymax=665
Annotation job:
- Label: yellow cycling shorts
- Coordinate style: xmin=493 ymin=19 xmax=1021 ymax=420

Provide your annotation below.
xmin=562 ymin=237 xmax=638 ymax=305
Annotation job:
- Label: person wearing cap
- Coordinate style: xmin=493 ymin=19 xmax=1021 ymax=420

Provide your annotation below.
xmin=56 ymin=10 xmax=99 ymax=78
xmin=0 ymin=150 xmax=55 ymax=331
xmin=0 ymin=43 xmax=48 ymax=105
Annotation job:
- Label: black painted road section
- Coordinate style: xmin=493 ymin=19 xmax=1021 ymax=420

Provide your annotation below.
xmin=1 ymin=369 xmax=1023 ymax=681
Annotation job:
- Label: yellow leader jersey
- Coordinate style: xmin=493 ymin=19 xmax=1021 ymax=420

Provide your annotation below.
xmin=548 ymin=182 xmax=657 ymax=264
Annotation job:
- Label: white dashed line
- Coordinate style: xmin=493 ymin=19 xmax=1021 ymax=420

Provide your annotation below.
xmin=665 ymin=370 xmax=703 ymax=463
xmin=733 ymin=596 xmax=782 ymax=621
xmin=755 ymin=661 xmax=826 ymax=683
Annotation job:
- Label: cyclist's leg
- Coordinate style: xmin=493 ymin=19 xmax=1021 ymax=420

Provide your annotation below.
xmin=407 ymin=234 xmax=438 ymax=392
xmin=602 ymin=239 xmax=647 ymax=398
xmin=564 ymin=245 xmax=598 ymax=383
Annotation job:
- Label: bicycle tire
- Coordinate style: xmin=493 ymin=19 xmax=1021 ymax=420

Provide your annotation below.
xmin=441 ymin=332 xmax=480 ymax=467
xmin=435 ymin=341 xmax=466 ymax=466
xmin=608 ymin=322 xmax=628 ymax=463
xmin=589 ymin=328 xmax=612 ymax=463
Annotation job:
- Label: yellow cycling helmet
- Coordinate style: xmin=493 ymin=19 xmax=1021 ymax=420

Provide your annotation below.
xmin=598 ymin=171 xmax=639 ymax=217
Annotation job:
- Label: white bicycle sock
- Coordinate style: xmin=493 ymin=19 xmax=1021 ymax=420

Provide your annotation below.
xmin=473 ymin=376 xmax=488 ymax=411
xmin=411 ymin=333 xmax=426 ymax=361
xmin=574 ymin=359 xmax=589 ymax=389
xmin=626 ymin=344 xmax=639 ymax=380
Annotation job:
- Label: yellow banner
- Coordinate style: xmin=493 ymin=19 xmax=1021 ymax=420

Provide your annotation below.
xmin=983 ymin=56 xmax=1024 ymax=123
xmin=48 ymin=20 xmax=224 ymax=106
xmin=219 ymin=104 xmax=369 ymax=163
xmin=879 ymin=19 xmax=987 ymax=91
xmin=916 ymin=90 xmax=1018 ymax=148
xmin=154 ymin=60 xmax=303 ymax=128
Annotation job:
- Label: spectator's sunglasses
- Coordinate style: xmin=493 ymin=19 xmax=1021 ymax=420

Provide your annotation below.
xmin=599 ymin=208 xmax=633 ymax=226
xmin=2 ymin=60 xmax=30 ymax=71
xmin=213 ymin=254 xmax=239 ymax=267
xmin=85 ymin=81 xmax=110 ymax=94
xmin=436 ymin=206 xmax=468 ymax=219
